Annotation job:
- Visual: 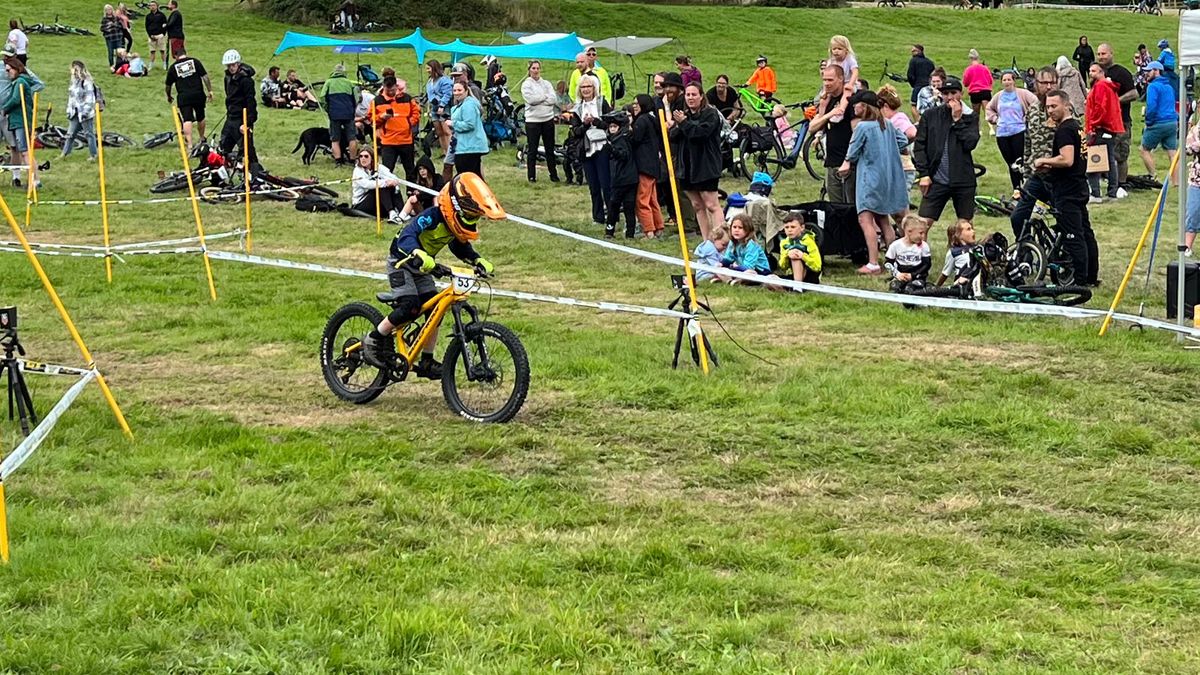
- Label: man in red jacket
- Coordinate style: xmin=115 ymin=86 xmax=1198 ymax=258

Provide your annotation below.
xmin=1084 ymin=63 xmax=1125 ymax=203
xmin=371 ymin=76 xmax=422 ymax=180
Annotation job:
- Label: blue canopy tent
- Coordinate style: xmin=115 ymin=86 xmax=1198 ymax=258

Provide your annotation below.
xmin=273 ymin=28 xmax=584 ymax=63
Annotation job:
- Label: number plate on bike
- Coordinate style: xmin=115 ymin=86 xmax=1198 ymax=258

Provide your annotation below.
xmin=451 ymin=272 xmax=476 ymax=294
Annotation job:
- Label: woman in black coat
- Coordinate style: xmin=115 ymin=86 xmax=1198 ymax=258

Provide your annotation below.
xmin=1073 ymin=36 xmax=1094 ymax=77
xmin=669 ymin=83 xmax=723 ymax=240
xmin=631 ymin=93 xmax=665 ymax=238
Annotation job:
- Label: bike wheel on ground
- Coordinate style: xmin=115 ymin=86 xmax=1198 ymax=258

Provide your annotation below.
xmin=1006 ymin=240 xmax=1046 ymax=285
xmin=441 ymin=321 xmax=530 ymax=423
xmin=1019 ymin=285 xmax=1092 ymax=306
xmin=149 ymin=171 xmax=195 ymax=193
xmin=321 ymin=302 xmax=389 ymax=404
xmin=102 ymin=132 xmax=136 ymax=148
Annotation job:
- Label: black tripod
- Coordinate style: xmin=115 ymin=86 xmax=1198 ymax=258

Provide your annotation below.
xmin=0 ymin=330 xmax=36 ymax=437
xmin=667 ymin=276 xmax=719 ymax=370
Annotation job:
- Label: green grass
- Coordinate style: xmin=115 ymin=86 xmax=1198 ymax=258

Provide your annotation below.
xmin=2 ymin=1 xmax=1199 ymax=671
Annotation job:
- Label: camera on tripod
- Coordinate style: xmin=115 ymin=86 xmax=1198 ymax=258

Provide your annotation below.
xmin=0 ymin=306 xmax=16 ymax=333
xmin=0 ymin=306 xmax=35 ymax=435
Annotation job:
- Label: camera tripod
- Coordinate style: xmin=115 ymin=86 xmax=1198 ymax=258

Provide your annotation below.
xmin=667 ymin=277 xmax=719 ymax=370
xmin=1 ymin=330 xmax=37 ymax=437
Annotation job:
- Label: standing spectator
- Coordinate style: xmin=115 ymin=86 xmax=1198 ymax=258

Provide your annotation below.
xmin=606 ymin=113 xmax=638 ymax=238
xmin=571 ymin=74 xmax=612 ymax=224
xmin=671 ymin=83 xmax=723 ymax=241
xmin=554 ymin=79 xmax=571 ymax=114
xmin=877 ymin=85 xmax=918 ymax=189
xmin=1073 ymin=36 xmax=1094 ymax=76
xmin=747 ymin=54 xmax=777 ymax=100
xmin=449 ymin=63 xmax=482 ymax=104
xmin=706 ymin=74 xmax=743 ymax=123
xmin=165 ymin=0 xmax=184 ymax=58
xmin=320 ymin=63 xmax=359 ymax=166
xmin=906 ymin=44 xmax=935 ymax=116
xmin=1054 ymin=56 xmax=1088 ymax=119
xmin=219 ymin=49 xmax=257 ymax=169
xmin=1184 ymin=119 xmax=1200 ymax=256
xmin=916 ymin=68 xmax=945 ymax=117
xmin=2 ymin=56 xmax=37 ymax=188
xmin=631 ymin=93 xmax=664 ymax=239
xmin=1084 ymin=62 xmax=1124 ymax=203
xmin=1134 ymin=43 xmax=1152 ymax=94
xmin=914 ymin=76 xmax=980 ymax=227
xmin=0 ymin=46 xmax=43 ymax=186
xmin=115 ymin=4 xmax=134 ymax=51
xmin=425 ymin=60 xmax=452 ymax=156
xmin=1011 ymin=67 xmax=1059 ymax=239
xmin=810 ymin=65 xmax=857 ymax=205
xmin=1022 ymin=67 xmax=1037 ymax=91
xmin=985 ymin=71 xmax=1038 ymax=196
xmin=657 ymin=71 xmax=686 ymax=226
xmin=837 ymin=91 xmax=908 ymax=274
xmin=144 ymin=1 xmax=167 ymax=72
xmin=676 ymin=55 xmax=702 ymax=89
xmin=164 ymin=47 xmax=211 ymax=150
xmin=1034 ymin=91 xmax=1098 ymax=286
xmin=101 ymin=6 xmax=124 ymax=68
xmin=1140 ymin=61 xmax=1179 ymax=183
xmin=521 ymin=59 xmax=559 ymax=183
xmin=6 ymin=20 xmax=27 ymax=65
xmin=336 ymin=0 xmax=358 ymax=32
xmin=962 ymin=49 xmax=993 ymax=129
xmin=449 ymin=80 xmax=487 ymax=178
xmin=1156 ymin=38 xmax=1179 ymax=97
xmin=584 ymin=46 xmax=612 ymax=102
xmin=61 ymin=61 xmax=98 ymax=161
xmin=373 ymin=76 xmax=421 ymax=180
xmin=1097 ymin=43 xmax=1137 ymax=184
xmin=350 ymin=147 xmax=401 ymax=222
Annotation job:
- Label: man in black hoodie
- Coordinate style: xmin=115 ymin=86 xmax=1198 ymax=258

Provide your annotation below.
xmin=914 ymin=76 xmax=979 ymax=225
xmin=905 ymin=44 xmax=935 ymax=116
xmin=220 ymin=49 xmax=258 ymax=169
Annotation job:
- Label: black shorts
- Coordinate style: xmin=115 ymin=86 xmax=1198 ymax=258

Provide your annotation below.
xmin=918 ymin=182 xmax=976 ymax=221
xmin=178 ymin=100 xmax=205 ymax=123
xmin=683 ymin=177 xmax=720 ymax=192
xmin=968 ymin=90 xmax=992 ymax=105
xmin=329 ymin=118 xmax=355 ymax=147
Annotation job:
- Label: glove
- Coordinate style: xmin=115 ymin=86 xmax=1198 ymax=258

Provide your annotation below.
xmin=412 ymin=249 xmax=436 ymax=273
xmin=474 ymin=257 xmax=494 ymax=276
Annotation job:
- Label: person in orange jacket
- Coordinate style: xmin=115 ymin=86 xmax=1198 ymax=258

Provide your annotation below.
xmin=372 ymin=75 xmax=422 ymax=180
xmin=747 ymin=54 xmax=778 ymax=101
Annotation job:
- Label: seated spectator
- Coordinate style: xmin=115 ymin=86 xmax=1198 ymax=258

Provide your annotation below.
xmin=350 ymin=146 xmax=402 ymax=223
xmin=935 ymin=219 xmax=976 ymax=287
xmin=885 ymin=215 xmax=932 ymax=293
xmin=282 ymin=69 xmax=319 ymax=109
xmin=127 ymin=52 xmax=147 ymax=77
xmin=775 ymin=212 xmax=822 ymax=285
xmin=694 ymin=223 xmax=730 ymax=282
xmin=719 ymin=214 xmax=772 ymax=283
xmin=112 ymin=48 xmax=132 ymax=75
xmin=399 ymin=156 xmax=444 ymax=220
xmin=261 ymin=65 xmax=287 ymax=107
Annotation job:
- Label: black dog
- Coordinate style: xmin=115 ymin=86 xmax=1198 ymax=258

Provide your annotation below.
xmin=291 ymin=127 xmax=332 ymax=165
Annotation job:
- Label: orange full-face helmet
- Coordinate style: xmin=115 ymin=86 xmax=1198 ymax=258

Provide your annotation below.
xmin=437 ymin=172 xmax=506 ymax=242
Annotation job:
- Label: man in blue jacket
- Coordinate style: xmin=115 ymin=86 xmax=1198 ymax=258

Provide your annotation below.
xmin=1139 ymin=60 xmax=1178 ymax=183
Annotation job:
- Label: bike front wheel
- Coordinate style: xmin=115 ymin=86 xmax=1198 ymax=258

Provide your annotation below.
xmin=321 ymin=301 xmax=389 ymax=404
xmin=442 ymin=321 xmax=530 ymax=423
xmin=1018 ymin=285 xmax=1092 ymax=306
xmin=1006 ymin=241 xmax=1046 ymax=285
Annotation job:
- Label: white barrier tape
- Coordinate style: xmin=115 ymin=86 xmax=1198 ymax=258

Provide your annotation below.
xmin=17 ymin=360 xmax=93 ymax=377
xmin=0 ymin=246 xmax=105 ymax=258
xmin=32 ymin=178 xmax=350 ymax=207
xmin=0 ymin=369 xmax=96 ymax=480
xmin=0 ymin=164 xmax=30 ymax=170
xmin=207 ymin=250 xmax=694 ymax=321
xmin=0 ymin=229 xmax=241 ymax=253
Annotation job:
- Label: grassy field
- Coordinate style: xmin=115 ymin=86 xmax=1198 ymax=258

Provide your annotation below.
xmin=2 ymin=1 xmax=1200 ymax=671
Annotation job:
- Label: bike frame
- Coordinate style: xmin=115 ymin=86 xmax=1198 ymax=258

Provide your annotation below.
xmin=346 ymin=271 xmax=479 ymax=366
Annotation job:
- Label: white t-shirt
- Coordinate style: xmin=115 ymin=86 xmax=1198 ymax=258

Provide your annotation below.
xmin=7 ymin=29 xmax=28 ymax=55
xmin=884 ymin=239 xmax=931 ymax=277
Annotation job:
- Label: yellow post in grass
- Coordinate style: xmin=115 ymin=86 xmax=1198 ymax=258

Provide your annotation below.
xmin=1098 ymin=151 xmax=1182 ymax=336
xmin=371 ymin=99 xmax=381 ymax=236
xmin=657 ymin=103 xmax=710 ymax=374
xmin=171 ymin=106 xmax=218 ymax=301
xmin=95 ymin=104 xmax=114 ymax=283
xmin=18 ymin=88 xmax=37 ymax=204
xmin=0 ymin=481 xmax=8 ymax=563
xmin=242 ymin=108 xmax=252 ymax=252
xmin=0 ymin=192 xmax=133 ymax=439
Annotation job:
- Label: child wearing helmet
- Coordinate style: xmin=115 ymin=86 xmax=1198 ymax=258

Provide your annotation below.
xmin=360 ymin=172 xmax=506 ymax=377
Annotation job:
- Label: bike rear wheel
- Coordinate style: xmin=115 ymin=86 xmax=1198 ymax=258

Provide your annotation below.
xmin=441 ymin=321 xmax=530 ymax=423
xmin=321 ymin=302 xmax=389 ymax=404
xmin=150 ymin=171 xmax=195 ymax=193
xmin=801 ymin=132 xmax=825 ymax=181
xmin=1018 ymin=285 xmax=1092 ymax=306
xmin=1006 ymin=241 xmax=1046 ymax=285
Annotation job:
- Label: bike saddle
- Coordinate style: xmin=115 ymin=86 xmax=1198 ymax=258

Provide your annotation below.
xmin=376 ymin=289 xmax=408 ymax=305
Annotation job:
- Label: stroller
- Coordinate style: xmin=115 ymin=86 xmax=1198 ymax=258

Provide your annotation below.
xmin=483 ymin=84 xmax=521 ymax=149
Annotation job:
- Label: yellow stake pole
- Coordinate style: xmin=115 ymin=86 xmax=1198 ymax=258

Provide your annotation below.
xmin=0 ymin=193 xmax=133 ymax=439
xmin=1098 ymin=151 xmax=1182 ymax=336
xmin=95 ymin=104 xmax=114 ymax=283
xmin=657 ymin=103 xmax=710 ymax=374
xmin=170 ymin=107 xmax=218 ymax=301
xmin=242 ymin=108 xmax=252 ymax=252
xmin=18 ymin=88 xmax=37 ymax=204
xmin=371 ymin=100 xmax=381 ymax=236
xmin=0 ymin=481 xmax=8 ymax=563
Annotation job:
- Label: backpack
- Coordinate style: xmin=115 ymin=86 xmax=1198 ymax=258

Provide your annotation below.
xmin=295 ymin=194 xmax=338 ymax=212
xmin=610 ymin=72 xmax=626 ymax=101
xmin=94 ymin=83 xmax=106 ymax=112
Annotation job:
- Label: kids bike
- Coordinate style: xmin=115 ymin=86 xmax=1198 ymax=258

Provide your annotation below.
xmin=321 ymin=265 xmax=531 ymax=423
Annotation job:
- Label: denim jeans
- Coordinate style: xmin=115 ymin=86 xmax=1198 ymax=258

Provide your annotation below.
xmin=62 ymin=116 xmax=97 ymax=158
xmin=1087 ymin=133 xmax=1119 ymax=198
xmin=1187 ymin=185 xmax=1200 ymax=234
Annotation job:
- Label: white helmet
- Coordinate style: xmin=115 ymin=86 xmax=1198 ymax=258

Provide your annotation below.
xmin=222 ymin=49 xmax=241 ymax=66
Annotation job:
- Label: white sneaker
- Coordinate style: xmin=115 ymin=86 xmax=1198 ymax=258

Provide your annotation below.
xmin=1115 ymin=187 xmax=1129 ymax=199
xmin=1088 ymin=196 xmax=1104 ymax=205
xmin=1187 ymin=248 xmax=1194 ymax=258
xmin=387 ymin=209 xmax=403 ymax=224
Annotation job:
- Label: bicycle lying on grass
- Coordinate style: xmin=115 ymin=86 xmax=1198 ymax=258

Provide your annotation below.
xmin=321 ymin=265 xmax=531 ymax=423
xmin=149 ymin=139 xmax=338 ymax=202
xmin=35 ymin=106 xmax=134 ymax=151
xmin=19 ymin=16 xmax=94 ymax=36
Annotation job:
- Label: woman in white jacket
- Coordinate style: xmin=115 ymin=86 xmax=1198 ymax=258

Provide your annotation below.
xmin=521 ymin=59 xmax=560 ymax=183
xmin=62 ymin=61 xmax=99 ymax=160
xmin=351 ymin=147 xmax=402 ymax=222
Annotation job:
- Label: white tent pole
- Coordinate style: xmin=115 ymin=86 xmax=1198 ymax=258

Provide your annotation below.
xmin=1178 ymin=66 xmax=1189 ymax=336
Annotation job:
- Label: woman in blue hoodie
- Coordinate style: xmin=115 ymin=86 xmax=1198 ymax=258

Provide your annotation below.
xmin=449 ymin=80 xmax=488 ymax=177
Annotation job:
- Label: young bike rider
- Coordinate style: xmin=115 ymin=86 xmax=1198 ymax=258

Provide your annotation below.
xmin=360 ymin=172 xmax=506 ymax=377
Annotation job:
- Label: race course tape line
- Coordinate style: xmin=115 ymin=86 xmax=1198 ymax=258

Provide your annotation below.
xmin=0 ymin=369 xmax=96 ymax=481
xmin=0 ymin=229 xmax=242 ymax=253
xmin=206 ymin=250 xmax=694 ymax=321
xmin=31 ymin=178 xmax=351 ymax=206
xmin=0 ymin=246 xmax=204 ymax=259
xmin=395 ymin=183 xmax=1200 ymax=339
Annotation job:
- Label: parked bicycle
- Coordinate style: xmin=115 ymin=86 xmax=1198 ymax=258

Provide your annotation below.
xmin=1133 ymin=0 xmax=1163 ymax=14
xmin=731 ymin=86 xmax=819 ymax=182
xmin=1007 ymin=203 xmax=1077 ymax=286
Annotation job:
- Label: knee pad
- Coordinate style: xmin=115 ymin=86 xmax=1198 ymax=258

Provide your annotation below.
xmin=386 ymin=296 xmax=421 ymax=325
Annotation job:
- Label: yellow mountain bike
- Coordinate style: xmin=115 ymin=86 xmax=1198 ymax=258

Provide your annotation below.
xmin=320 ymin=265 xmax=530 ymax=423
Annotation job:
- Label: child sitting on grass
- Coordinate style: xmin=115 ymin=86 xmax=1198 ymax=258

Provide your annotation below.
xmin=935 ymin=218 xmax=977 ymax=289
xmin=885 ymin=215 xmax=932 ymax=293
xmin=719 ymin=214 xmax=772 ymax=283
xmin=775 ymin=212 xmax=821 ymax=285
xmin=112 ymin=49 xmax=131 ymax=76
xmin=127 ymin=52 xmax=147 ymax=77
xmin=694 ymin=222 xmax=730 ymax=282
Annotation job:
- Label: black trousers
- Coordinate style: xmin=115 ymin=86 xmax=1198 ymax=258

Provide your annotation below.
xmin=1010 ymin=174 xmax=1052 ymax=240
xmin=997 ymin=132 xmax=1024 ymax=190
xmin=353 ymin=187 xmax=396 ymax=218
xmin=219 ymin=117 xmax=257 ymax=166
xmin=607 ymin=183 xmax=638 ymax=234
xmin=1053 ymin=195 xmax=1099 ymax=285
xmin=524 ymin=120 xmax=559 ymax=181
xmin=381 ymin=144 xmax=416 ymax=182
xmin=455 ymin=152 xmax=483 ymax=178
